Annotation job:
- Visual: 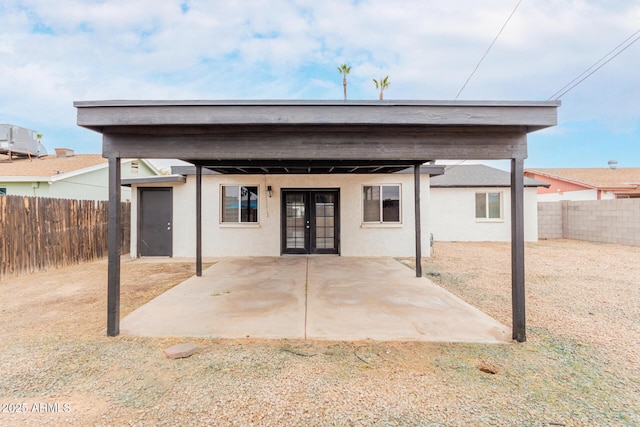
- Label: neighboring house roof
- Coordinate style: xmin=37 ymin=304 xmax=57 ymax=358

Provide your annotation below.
xmin=0 ymin=153 xmax=106 ymax=179
xmin=430 ymin=164 xmax=547 ymax=188
xmin=0 ymin=153 xmax=159 ymax=182
xmin=525 ymin=168 xmax=640 ymax=191
xmin=396 ymin=165 xmax=446 ymax=176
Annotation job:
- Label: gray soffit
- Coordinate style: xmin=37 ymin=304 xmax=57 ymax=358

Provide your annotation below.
xmin=173 ymin=163 xmax=447 ymax=176
xmin=184 ymin=160 xmax=431 ymax=175
xmin=429 ymin=164 xmax=549 ymax=188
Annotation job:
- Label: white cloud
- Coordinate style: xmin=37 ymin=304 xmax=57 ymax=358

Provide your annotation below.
xmin=0 ymin=0 xmax=638 ymax=161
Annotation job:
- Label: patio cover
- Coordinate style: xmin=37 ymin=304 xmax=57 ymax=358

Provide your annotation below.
xmin=74 ymin=99 xmax=560 ymax=342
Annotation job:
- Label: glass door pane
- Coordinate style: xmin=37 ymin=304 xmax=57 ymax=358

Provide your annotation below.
xmin=314 ymin=193 xmax=335 ymax=249
xmin=285 ymin=193 xmax=307 ymax=249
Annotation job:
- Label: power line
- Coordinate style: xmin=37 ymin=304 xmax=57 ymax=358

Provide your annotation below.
xmin=455 ymin=0 xmax=523 ymax=100
xmin=549 ymin=28 xmax=640 ymax=100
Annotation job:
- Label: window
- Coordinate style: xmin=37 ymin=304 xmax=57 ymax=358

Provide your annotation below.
xmin=221 ymin=185 xmax=259 ymax=223
xmin=475 ymin=192 xmax=502 ymax=220
xmin=363 ymin=184 xmax=401 ymax=223
xmin=0 ymin=188 xmax=6 ymax=195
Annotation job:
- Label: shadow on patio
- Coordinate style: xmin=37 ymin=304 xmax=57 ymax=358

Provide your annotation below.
xmin=120 ymin=257 xmax=510 ymax=343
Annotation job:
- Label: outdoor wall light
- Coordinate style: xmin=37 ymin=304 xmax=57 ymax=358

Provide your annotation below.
xmin=267 ymin=185 xmax=273 ymax=198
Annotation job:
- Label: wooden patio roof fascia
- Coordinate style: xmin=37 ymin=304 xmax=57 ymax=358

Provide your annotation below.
xmin=75 ymin=100 xmax=560 ymax=162
xmin=74 ymin=99 xmax=559 ymax=130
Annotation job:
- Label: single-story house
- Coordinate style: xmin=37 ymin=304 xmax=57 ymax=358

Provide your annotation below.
xmin=123 ymin=164 xmax=445 ymax=258
xmin=124 ymin=163 xmax=546 ymax=258
xmin=0 ymin=148 xmax=160 ymax=201
xmin=429 ymin=164 xmax=548 ymax=242
xmin=524 ymin=167 xmax=640 ymax=201
xmin=74 ymin=99 xmax=560 ymax=341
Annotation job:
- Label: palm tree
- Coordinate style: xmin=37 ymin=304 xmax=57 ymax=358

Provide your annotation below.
xmin=337 ymin=64 xmax=352 ymax=100
xmin=373 ymin=75 xmax=390 ymax=100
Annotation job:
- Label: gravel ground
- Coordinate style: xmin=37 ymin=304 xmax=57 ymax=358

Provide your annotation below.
xmin=0 ymin=239 xmax=638 ymax=426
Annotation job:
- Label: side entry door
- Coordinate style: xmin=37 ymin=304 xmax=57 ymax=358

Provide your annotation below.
xmin=138 ymin=187 xmax=172 ymax=256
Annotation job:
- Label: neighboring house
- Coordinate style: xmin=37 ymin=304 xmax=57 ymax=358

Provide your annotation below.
xmin=524 ymin=167 xmax=640 ymax=201
xmin=429 ymin=164 xmax=547 ymax=242
xmin=0 ymin=149 xmax=160 ymax=201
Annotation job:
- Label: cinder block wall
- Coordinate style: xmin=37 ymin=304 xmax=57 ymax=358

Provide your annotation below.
xmin=538 ymin=199 xmax=640 ymax=246
xmin=538 ymin=201 xmax=563 ymax=239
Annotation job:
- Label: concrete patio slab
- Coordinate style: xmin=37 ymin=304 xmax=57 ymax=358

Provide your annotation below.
xmin=120 ymin=257 xmax=511 ymax=343
xmin=120 ymin=257 xmax=307 ymax=338
xmin=306 ymin=257 xmax=510 ymax=343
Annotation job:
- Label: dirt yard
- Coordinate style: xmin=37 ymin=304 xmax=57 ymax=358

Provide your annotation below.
xmin=0 ymin=240 xmax=638 ymax=426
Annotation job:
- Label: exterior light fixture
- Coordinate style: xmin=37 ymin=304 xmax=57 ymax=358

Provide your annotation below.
xmin=267 ymin=185 xmax=273 ymax=198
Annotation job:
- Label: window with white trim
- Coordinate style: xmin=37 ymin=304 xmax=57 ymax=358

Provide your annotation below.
xmin=221 ymin=185 xmax=259 ymax=223
xmin=363 ymin=184 xmax=401 ymax=223
xmin=475 ymin=191 xmax=502 ymax=220
xmin=0 ymin=188 xmax=6 ymax=195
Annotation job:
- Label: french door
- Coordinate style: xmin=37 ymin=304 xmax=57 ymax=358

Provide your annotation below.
xmin=281 ymin=189 xmax=339 ymax=255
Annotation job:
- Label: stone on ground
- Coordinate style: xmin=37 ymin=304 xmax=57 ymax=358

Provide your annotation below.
xmin=164 ymin=343 xmax=198 ymax=359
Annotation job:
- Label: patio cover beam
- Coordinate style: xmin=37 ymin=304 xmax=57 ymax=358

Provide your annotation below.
xmin=99 ymin=125 xmax=530 ymax=161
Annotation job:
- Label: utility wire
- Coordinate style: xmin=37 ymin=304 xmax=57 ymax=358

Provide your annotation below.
xmin=455 ymin=0 xmax=523 ymax=100
xmin=548 ymin=28 xmax=640 ymax=100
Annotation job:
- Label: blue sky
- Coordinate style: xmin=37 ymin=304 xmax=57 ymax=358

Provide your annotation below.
xmin=1 ymin=0 xmax=638 ymax=170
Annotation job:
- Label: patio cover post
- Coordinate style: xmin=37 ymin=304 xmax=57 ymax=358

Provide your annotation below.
xmin=107 ymin=156 xmax=121 ymax=336
xmin=414 ymin=164 xmax=422 ymax=277
xmin=196 ymin=164 xmax=203 ymax=277
xmin=511 ymin=157 xmax=526 ymax=342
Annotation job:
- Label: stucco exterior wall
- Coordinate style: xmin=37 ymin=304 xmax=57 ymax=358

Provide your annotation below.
xmin=0 ymin=182 xmax=36 ymax=196
xmin=0 ymin=159 xmax=156 ymax=201
xmin=428 ymin=187 xmax=539 ymax=242
xmin=525 ymin=172 xmax=587 ymax=194
xmin=130 ymin=173 xmax=431 ymax=258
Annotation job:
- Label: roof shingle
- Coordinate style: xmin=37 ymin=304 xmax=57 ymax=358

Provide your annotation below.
xmin=0 ymin=154 xmax=106 ymax=178
xmin=430 ymin=164 xmax=546 ymax=187
xmin=525 ymin=168 xmax=640 ymax=189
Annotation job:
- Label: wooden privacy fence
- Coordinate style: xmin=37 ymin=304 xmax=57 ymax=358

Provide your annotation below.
xmin=0 ymin=195 xmax=130 ymax=279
